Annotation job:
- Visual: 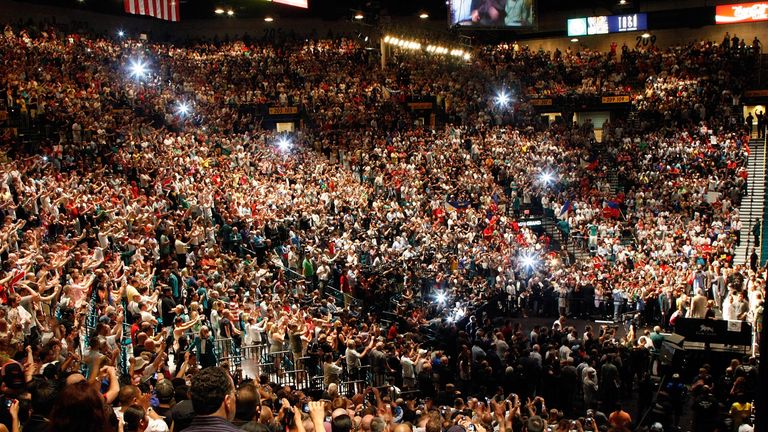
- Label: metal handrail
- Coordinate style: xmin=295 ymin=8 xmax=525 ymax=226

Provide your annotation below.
xmin=739 ymin=137 xmax=766 ymax=264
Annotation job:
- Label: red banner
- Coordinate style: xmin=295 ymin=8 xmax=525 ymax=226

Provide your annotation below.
xmin=716 ymin=2 xmax=768 ymax=24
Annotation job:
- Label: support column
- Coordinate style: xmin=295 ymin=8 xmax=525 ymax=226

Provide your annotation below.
xmin=380 ymin=37 xmax=387 ymax=70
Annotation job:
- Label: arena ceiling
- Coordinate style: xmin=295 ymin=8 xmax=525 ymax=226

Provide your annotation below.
xmin=17 ymin=0 xmax=708 ymax=21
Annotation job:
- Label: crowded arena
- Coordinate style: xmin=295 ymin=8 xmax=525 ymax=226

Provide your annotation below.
xmin=0 ymin=0 xmax=765 ymax=431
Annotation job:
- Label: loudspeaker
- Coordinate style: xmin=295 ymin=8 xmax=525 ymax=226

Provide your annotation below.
xmin=659 ymin=333 xmax=686 ymax=366
xmin=663 ymin=333 xmax=685 ymax=346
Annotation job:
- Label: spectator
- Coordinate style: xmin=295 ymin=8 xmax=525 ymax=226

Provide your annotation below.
xmin=48 ymin=381 xmax=114 ymax=432
xmin=185 ymin=367 xmax=239 ymax=431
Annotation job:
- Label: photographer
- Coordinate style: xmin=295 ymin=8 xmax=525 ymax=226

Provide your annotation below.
xmin=0 ymin=399 xmax=20 ymax=432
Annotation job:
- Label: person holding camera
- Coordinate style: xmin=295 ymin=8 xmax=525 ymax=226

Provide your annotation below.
xmin=0 ymin=398 xmax=19 ymax=432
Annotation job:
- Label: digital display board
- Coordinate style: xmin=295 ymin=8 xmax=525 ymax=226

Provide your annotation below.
xmin=612 ymin=13 xmax=647 ymax=32
xmin=716 ymin=2 xmax=768 ymax=24
xmin=567 ymin=18 xmax=587 ymax=36
xmin=449 ymin=0 xmax=536 ymax=27
xmin=567 ymin=13 xmax=647 ymax=36
xmin=587 ymin=16 xmax=609 ymax=35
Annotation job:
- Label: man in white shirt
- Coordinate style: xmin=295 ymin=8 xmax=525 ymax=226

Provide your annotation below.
xmin=529 ymin=344 xmax=542 ymax=366
xmin=400 ymin=351 xmax=416 ymax=389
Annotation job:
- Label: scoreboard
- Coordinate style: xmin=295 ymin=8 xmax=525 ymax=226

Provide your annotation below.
xmin=614 ymin=14 xmax=646 ymax=32
xmin=567 ymin=13 xmax=648 ymax=37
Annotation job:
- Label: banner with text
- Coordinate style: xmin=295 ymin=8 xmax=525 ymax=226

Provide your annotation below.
xmin=716 ymin=2 xmax=768 ymax=24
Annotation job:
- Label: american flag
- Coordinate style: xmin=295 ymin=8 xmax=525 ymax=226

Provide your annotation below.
xmin=124 ymin=0 xmax=180 ymax=22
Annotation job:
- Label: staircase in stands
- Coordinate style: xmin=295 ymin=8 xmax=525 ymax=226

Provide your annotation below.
xmin=540 ymin=217 xmax=591 ymax=263
xmin=608 ymin=169 xmax=621 ymax=194
xmin=734 ymin=137 xmax=766 ymax=265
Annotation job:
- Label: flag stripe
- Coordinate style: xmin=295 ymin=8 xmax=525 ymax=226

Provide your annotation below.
xmin=124 ymin=0 xmax=179 ymax=21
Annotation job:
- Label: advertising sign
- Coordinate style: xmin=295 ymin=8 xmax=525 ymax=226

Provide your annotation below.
xmin=716 ymin=2 xmax=768 ymax=24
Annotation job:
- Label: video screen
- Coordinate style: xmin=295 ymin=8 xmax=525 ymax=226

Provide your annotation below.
xmin=271 ymin=0 xmax=308 ymax=8
xmin=567 ymin=13 xmax=648 ymax=37
xmin=586 ymin=16 xmax=609 ymax=35
xmin=449 ymin=0 xmax=536 ymax=27
xmin=567 ymin=18 xmax=587 ymax=37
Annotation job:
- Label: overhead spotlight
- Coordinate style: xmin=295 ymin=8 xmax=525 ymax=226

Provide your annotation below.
xmin=571 ymin=38 xmax=579 ymax=43
xmin=435 ymin=291 xmax=447 ymax=305
xmin=227 ymin=9 xmax=234 ymax=16
xmin=354 ymin=12 xmax=364 ymax=20
xmin=264 ymin=16 xmax=274 ymax=22
xmin=495 ymin=90 xmax=511 ymax=107
xmin=117 ymin=30 xmax=125 ymax=37
xmin=277 ymin=136 xmax=292 ymax=151
xmin=214 ymin=8 xmax=224 ymax=14
xmin=520 ymin=252 xmax=538 ymax=269
xmin=641 ymin=33 xmax=651 ymax=39
xmin=539 ymin=170 xmax=555 ymax=185
xmin=384 ymin=35 xmax=391 ymax=43
xmin=463 ymin=52 xmax=471 ymax=60
xmin=129 ymin=60 xmax=148 ymax=78
xmin=419 ymin=12 xmax=429 ymax=19
xmin=619 ymin=0 xmax=627 ymax=4
xmin=176 ymin=101 xmax=191 ymax=116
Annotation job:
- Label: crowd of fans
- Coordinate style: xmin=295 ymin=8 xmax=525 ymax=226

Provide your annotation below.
xmin=0 ymin=21 xmax=763 ymax=432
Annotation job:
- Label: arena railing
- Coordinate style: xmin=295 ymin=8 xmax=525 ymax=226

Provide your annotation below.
xmin=118 ymin=298 xmax=133 ymax=380
xmin=241 ymin=343 xmax=267 ymax=362
xmin=212 ymin=338 xmax=377 ymax=392
xmin=339 ymin=364 xmax=372 ymax=396
xmin=263 ymin=246 xmax=363 ymax=307
xmin=84 ymin=290 xmax=99 ymax=339
xmin=80 ymin=290 xmax=101 ymax=376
